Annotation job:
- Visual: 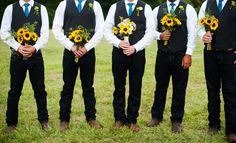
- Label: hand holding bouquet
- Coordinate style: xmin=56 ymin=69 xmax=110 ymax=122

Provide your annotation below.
xmin=198 ymin=14 xmax=219 ymax=50
xmin=68 ymin=26 xmax=91 ymax=63
xmin=12 ymin=22 xmax=38 ymax=60
xmin=160 ymin=13 xmax=182 ymax=45
xmin=113 ymin=17 xmax=136 ymax=44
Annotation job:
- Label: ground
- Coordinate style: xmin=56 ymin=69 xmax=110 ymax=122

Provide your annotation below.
xmin=0 ymin=32 xmax=227 ymax=143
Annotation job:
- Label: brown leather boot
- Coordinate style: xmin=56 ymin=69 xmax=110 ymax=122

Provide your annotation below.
xmin=6 ymin=125 xmax=16 ymax=133
xmin=172 ymin=122 xmax=182 ymax=133
xmin=227 ymin=134 xmax=236 ymax=143
xmin=128 ymin=123 xmax=140 ymax=132
xmin=60 ymin=121 xmax=69 ymax=131
xmin=147 ymin=118 xmax=162 ymax=127
xmin=113 ymin=121 xmax=124 ymax=129
xmin=207 ymin=127 xmax=220 ymax=135
xmin=88 ymin=120 xmax=103 ymax=129
xmin=41 ymin=122 xmax=50 ymax=130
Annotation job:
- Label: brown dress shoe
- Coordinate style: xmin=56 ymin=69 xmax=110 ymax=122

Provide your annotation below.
xmin=60 ymin=121 xmax=69 ymax=131
xmin=227 ymin=134 xmax=236 ymax=143
xmin=207 ymin=127 xmax=220 ymax=135
xmin=113 ymin=121 xmax=124 ymax=129
xmin=147 ymin=118 xmax=162 ymax=127
xmin=6 ymin=125 xmax=16 ymax=133
xmin=88 ymin=120 xmax=103 ymax=129
xmin=41 ymin=122 xmax=50 ymax=130
xmin=172 ymin=122 xmax=182 ymax=133
xmin=128 ymin=123 xmax=140 ymax=132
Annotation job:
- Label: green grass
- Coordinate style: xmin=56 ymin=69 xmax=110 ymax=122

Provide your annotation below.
xmin=0 ymin=32 xmax=227 ymax=143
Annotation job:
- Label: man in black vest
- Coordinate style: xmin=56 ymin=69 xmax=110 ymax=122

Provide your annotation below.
xmin=0 ymin=0 xmax=49 ymax=132
xmin=198 ymin=0 xmax=236 ymax=142
xmin=147 ymin=0 xmax=197 ymax=133
xmin=104 ymin=0 xmax=153 ymax=132
xmin=52 ymin=0 xmax=104 ymax=131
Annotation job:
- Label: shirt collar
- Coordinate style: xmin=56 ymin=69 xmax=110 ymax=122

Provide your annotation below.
xmin=20 ymin=0 xmax=34 ymax=7
xmin=216 ymin=0 xmax=227 ymax=5
xmin=166 ymin=0 xmax=180 ymax=7
xmin=125 ymin=0 xmax=138 ymax=6
xmin=76 ymin=0 xmax=85 ymax=2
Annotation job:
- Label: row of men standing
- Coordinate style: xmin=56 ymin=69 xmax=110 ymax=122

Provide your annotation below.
xmin=0 ymin=0 xmax=236 ymax=142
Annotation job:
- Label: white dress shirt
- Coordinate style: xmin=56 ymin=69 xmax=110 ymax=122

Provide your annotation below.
xmin=198 ymin=0 xmax=228 ymax=39
xmin=104 ymin=0 xmax=154 ymax=52
xmin=52 ymin=0 xmax=104 ymax=52
xmin=153 ymin=0 xmax=198 ymax=55
xmin=0 ymin=0 xmax=49 ymax=51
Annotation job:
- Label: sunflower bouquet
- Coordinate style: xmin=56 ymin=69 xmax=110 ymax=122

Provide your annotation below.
xmin=160 ymin=13 xmax=182 ymax=45
xmin=113 ymin=17 xmax=136 ymax=44
xmin=68 ymin=25 xmax=91 ymax=63
xmin=198 ymin=14 xmax=219 ymax=50
xmin=12 ymin=22 xmax=38 ymax=60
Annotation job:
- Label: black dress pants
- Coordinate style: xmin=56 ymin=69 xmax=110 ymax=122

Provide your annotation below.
xmin=204 ymin=49 xmax=236 ymax=135
xmin=151 ymin=50 xmax=189 ymax=123
xmin=112 ymin=48 xmax=145 ymax=124
xmin=60 ymin=49 xmax=96 ymax=122
xmin=6 ymin=51 xmax=48 ymax=126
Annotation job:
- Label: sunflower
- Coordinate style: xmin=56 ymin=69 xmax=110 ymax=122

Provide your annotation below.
xmin=166 ymin=19 xmax=174 ymax=27
xmin=71 ymin=30 xmax=83 ymax=37
xmin=69 ymin=34 xmax=73 ymax=40
xmin=31 ymin=32 xmax=38 ymax=42
xmin=174 ymin=18 xmax=182 ymax=25
xmin=17 ymin=28 xmax=25 ymax=36
xmin=23 ymin=31 xmax=31 ymax=41
xmin=210 ymin=21 xmax=218 ymax=30
xmin=71 ymin=31 xmax=78 ymax=37
xmin=17 ymin=36 xmax=23 ymax=44
xmin=198 ymin=18 xmax=205 ymax=25
xmin=85 ymin=36 xmax=90 ymax=43
xmin=74 ymin=35 xmax=83 ymax=43
xmin=120 ymin=25 xmax=130 ymax=35
xmin=161 ymin=16 xmax=168 ymax=25
xmin=205 ymin=18 xmax=213 ymax=26
xmin=113 ymin=26 xmax=118 ymax=35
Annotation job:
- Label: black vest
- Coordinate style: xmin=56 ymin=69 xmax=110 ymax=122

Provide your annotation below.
xmin=63 ymin=0 xmax=95 ymax=37
xmin=157 ymin=1 xmax=188 ymax=53
xmin=206 ymin=0 xmax=236 ymax=50
xmin=114 ymin=0 xmax=146 ymax=46
xmin=11 ymin=1 xmax=42 ymax=44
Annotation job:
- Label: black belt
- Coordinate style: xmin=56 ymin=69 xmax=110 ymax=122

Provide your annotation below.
xmin=215 ymin=48 xmax=235 ymax=52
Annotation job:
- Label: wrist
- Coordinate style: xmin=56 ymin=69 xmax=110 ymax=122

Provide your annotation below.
xmin=133 ymin=47 xmax=136 ymax=53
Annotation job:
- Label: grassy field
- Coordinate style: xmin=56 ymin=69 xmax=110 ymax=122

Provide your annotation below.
xmin=0 ymin=32 xmax=227 ymax=143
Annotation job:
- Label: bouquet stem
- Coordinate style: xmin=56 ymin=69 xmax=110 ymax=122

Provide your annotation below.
xmin=23 ymin=57 xmax=28 ymax=60
xmin=75 ymin=57 xmax=79 ymax=63
xmin=23 ymin=43 xmax=28 ymax=60
xmin=124 ymin=36 xmax=129 ymax=44
xmin=74 ymin=45 xmax=80 ymax=63
xmin=206 ymin=43 xmax=212 ymax=51
xmin=164 ymin=40 xmax=168 ymax=46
